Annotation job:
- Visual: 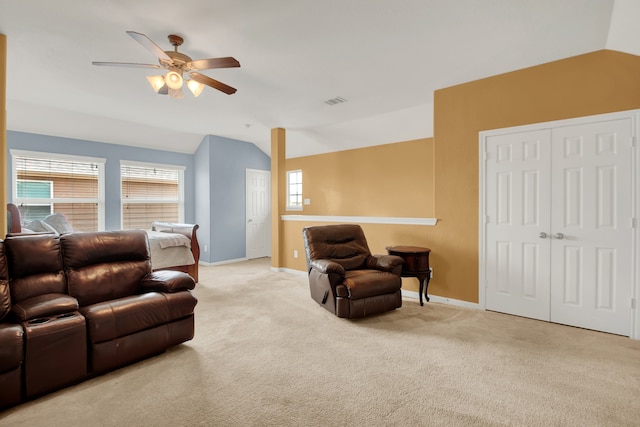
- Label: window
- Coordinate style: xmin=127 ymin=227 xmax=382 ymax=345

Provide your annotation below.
xmin=16 ymin=180 xmax=53 ymax=222
xmin=121 ymin=161 xmax=185 ymax=229
xmin=287 ymin=170 xmax=303 ymax=210
xmin=11 ymin=150 xmax=106 ymax=231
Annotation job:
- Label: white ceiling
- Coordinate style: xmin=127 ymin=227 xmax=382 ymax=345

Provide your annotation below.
xmin=1 ymin=0 xmax=639 ymax=158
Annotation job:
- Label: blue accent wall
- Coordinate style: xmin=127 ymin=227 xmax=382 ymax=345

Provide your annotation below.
xmin=6 ymin=131 xmax=271 ymax=264
xmin=194 ymin=139 xmax=212 ymax=262
xmin=195 ymin=135 xmax=271 ymax=263
xmin=6 ymin=131 xmax=195 ymax=231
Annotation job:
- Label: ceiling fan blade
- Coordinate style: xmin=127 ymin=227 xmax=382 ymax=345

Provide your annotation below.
xmin=186 ymin=57 xmax=240 ymax=70
xmin=126 ymin=31 xmax=172 ymax=63
xmin=92 ymin=61 xmax=163 ymax=69
xmin=191 ymin=72 xmax=237 ymax=95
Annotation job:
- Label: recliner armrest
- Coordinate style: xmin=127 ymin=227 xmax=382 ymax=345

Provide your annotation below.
xmin=367 ymin=254 xmax=404 ymax=273
xmin=309 ymin=259 xmax=345 ymax=276
xmin=12 ymin=293 xmax=79 ymax=321
xmin=140 ymin=270 xmax=196 ymax=293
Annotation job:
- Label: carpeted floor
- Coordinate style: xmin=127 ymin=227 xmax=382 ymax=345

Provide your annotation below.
xmin=1 ymin=258 xmax=639 ymax=426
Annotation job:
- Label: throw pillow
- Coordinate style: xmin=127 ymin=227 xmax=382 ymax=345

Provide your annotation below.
xmin=44 ymin=213 xmax=74 ymax=234
xmin=23 ymin=220 xmax=58 ymax=235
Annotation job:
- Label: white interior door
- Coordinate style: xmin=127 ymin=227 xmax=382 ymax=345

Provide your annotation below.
xmin=485 ymin=129 xmax=552 ymax=320
xmin=246 ymin=169 xmax=271 ymax=259
xmin=550 ymin=119 xmax=632 ymax=335
xmin=483 ymin=114 xmax=634 ymax=336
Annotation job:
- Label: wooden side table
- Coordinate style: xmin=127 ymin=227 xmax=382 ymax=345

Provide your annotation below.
xmin=386 ymin=246 xmax=431 ymax=306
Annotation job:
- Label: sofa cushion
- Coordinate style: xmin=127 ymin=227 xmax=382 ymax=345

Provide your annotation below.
xmin=66 ymin=261 xmax=151 ymax=307
xmin=81 ymin=292 xmax=169 ymax=343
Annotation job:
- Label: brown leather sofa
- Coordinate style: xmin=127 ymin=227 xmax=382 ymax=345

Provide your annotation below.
xmin=302 ymin=224 xmax=404 ymax=318
xmin=0 ymin=229 xmax=197 ymax=408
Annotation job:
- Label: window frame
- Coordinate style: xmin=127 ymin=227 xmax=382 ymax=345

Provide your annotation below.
xmin=286 ymin=169 xmax=303 ymax=211
xmin=11 ymin=149 xmax=106 ymax=230
xmin=120 ymin=160 xmax=186 ymax=229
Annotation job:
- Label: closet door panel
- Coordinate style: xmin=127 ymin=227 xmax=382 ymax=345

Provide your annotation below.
xmin=485 ymin=129 xmax=552 ymax=320
xmin=550 ymin=119 xmax=632 ymax=335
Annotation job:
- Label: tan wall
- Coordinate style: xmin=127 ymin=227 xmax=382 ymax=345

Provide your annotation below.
xmin=282 ymin=138 xmax=434 ymax=293
xmin=432 ymin=49 xmax=640 ymax=303
xmin=279 ymin=49 xmax=640 ymax=302
xmin=286 ymin=138 xmax=434 ymax=217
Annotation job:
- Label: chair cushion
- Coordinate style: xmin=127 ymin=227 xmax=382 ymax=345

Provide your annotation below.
xmin=343 ymin=270 xmax=402 ymax=299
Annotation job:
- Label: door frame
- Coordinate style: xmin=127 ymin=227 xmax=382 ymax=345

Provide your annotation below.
xmin=479 ymin=109 xmax=640 ymax=339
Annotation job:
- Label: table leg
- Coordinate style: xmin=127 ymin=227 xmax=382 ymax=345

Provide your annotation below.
xmin=424 ymin=273 xmax=431 ymax=303
xmin=417 ymin=274 xmax=427 ymax=306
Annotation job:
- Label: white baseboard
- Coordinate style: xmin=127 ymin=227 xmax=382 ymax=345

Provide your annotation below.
xmin=199 ymin=258 xmax=248 ymax=267
xmin=402 ymin=290 xmax=480 ymax=310
xmin=209 ymin=261 xmax=482 ymax=311
xmin=272 ymin=267 xmax=307 ymax=276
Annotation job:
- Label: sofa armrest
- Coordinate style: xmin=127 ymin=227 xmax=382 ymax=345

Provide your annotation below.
xmin=367 ymin=254 xmax=404 ymax=273
xmin=309 ymin=259 xmax=345 ymax=276
xmin=140 ymin=270 xmax=196 ymax=293
xmin=12 ymin=293 xmax=79 ymax=321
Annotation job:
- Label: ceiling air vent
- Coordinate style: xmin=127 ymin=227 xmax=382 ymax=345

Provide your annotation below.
xmin=324 ymin=96 xmax=347 ymax=106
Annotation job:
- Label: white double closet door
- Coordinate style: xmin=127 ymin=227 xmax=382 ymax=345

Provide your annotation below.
xmin=483 ymin=114 xmax=634 ymax=336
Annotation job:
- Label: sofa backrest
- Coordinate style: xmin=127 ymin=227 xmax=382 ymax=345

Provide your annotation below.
xmin=302 ymin=224 xmax=372 ymax=271
xmin=61 ymin=230 xmax=152 ymax=307
xmin=0 ymin=241 xmax=11 ymax=321
xmin=4 ymin=234 xmax=67 ymax=304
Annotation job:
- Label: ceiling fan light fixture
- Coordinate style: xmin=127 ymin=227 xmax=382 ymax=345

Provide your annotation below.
xmin=146 ymin=75 xmax=167 ymax=93
xmin=187 ymin=79 xmax=205 ymax=97
xmin=165 ymin=70 xmax=183 ymax=89
xmin=168 ymin=87 xmax=184 ymax=99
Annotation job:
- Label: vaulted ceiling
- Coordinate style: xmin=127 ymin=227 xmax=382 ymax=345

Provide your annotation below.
xmin=1 ymin=0 xmax=639 ymax=158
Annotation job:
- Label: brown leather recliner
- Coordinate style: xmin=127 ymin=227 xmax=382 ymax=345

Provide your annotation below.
xmin=4 ymin=234 xmax=87 ymax=398
xmin=0 ymin=241 xmax=24 ymax=408
xmin=0 ymin=230 xmax=197 ymax=408
xmin=60 ymin=230 xmax=197 ymax=374
xmin=302 ymin=224 xmax=404 ymax=318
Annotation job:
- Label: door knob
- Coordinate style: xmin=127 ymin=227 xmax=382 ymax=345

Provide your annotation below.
xmin=554 ymin=232 xmax=565 ymax=240
xmin=538 ymin=232 xmax=547 ymax=239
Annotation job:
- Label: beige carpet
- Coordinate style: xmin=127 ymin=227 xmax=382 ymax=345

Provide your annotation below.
xmin=1 ymin=258 xmax=639 ymax=427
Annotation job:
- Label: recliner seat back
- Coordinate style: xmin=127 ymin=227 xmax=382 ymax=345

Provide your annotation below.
xmin=303 ymin=224 xmax=371 ymax=271
xmin=4 ymin=235 xmax=67 ymax=305
xmin=61 ymin=230 xmax=152 ymax=307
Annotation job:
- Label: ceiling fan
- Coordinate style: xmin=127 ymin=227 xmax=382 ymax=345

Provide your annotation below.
xmin=92 ymin=31 xmax=240 ymax=98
